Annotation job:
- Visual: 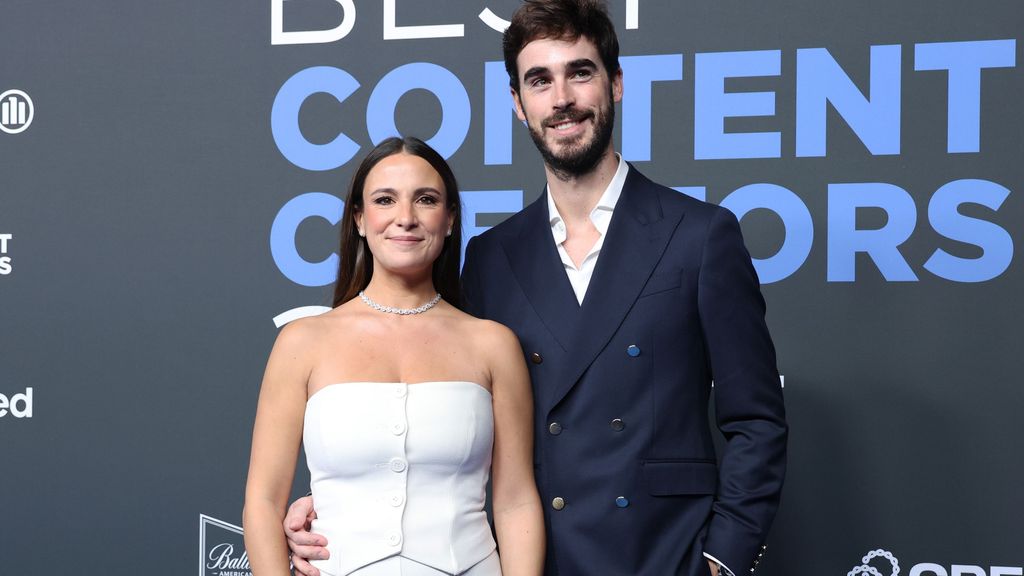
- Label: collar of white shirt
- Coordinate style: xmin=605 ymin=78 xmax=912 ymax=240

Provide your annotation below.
xmin=546 ymin=155 xmax=630 ymax=304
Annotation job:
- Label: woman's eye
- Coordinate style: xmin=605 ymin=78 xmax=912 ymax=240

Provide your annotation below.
xmin=418 ymin=195 xmax=440 ymax=205
xmin=373 ymin=196 xmax=394 ymax=205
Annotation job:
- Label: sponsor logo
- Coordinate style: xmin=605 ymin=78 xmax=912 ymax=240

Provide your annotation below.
xmin=199 ymin=514 xmax=252 ymax=576
xmin=851 ymin=549 xmax=1023 ymax=576
xmin=0 ymin=387 xmax=32 ymax=418
xmin=0 ymin=233 xmax=11 ymax=275
xmin=0 ymin=90 xmax=33 ymax=134
xmin=849 ymin=549 xmax=900 ymax=576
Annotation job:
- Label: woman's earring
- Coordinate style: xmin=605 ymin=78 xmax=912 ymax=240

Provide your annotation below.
xmin=358 ymin=229 xmax=366 ymax=237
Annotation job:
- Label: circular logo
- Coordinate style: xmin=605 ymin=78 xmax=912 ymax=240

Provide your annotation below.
xmin=0 ymin=89 xmax=34 ymax=134
xmin=849 ymin=549 xmax=900 ymax=576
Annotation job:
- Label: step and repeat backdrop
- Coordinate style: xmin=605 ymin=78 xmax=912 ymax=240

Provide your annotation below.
xmin=1 ymin=1 xmax=1021 ymax=575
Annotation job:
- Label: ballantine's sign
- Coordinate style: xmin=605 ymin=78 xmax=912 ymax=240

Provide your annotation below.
xmin=199 ymin=514 xmax=252 ymax=576
xmin=207 ymin=544 xmax=251 ymax=574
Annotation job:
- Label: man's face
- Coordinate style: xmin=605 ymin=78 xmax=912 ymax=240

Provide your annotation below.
xmin=512 ymin=36 xmax=623 ymax=179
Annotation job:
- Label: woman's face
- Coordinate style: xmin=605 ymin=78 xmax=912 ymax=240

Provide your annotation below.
xmin=355 ymin=152 xmax=454 ymax=278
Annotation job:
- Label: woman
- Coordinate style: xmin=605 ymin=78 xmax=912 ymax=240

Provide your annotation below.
xmin=243 ymin=137 xmax=544 ymax=576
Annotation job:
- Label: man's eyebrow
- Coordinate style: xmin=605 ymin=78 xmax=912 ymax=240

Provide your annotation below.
xmin=566 ymin=58 xmax=598 ymax=71
xmin=522 ymin=66 xmax=551 ymax=81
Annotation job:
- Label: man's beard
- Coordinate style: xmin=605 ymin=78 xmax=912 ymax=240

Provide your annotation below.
xmin=528 ymin=99 xmax=615 ymax=181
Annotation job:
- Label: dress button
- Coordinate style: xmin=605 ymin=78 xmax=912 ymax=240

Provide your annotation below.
xmin=548 ymin=422 xmax=562 ymax=435
xmin=530 ymin=352 xmax=543 ymax=364
xmin=394 ymin=385 xmax=407 ymax=398
xmin=610 ymin=418 xmax=625 ymax=431
xmin=615 ymin=496 xmax=629 ymax=508
xmin=391 ymin=422 xmax=406 ymax=435
xmin=387 ymin=532 xmax=402 ymax=546
xmin=389 ymin=493 xmax=405 ymax=507
xmin=389 ymin=457 xmax=407 ymax=472
xmin=551 ymin=497 xmax=565 ymax=510
xmin=626 ymin=344 xmax=641 ymax=357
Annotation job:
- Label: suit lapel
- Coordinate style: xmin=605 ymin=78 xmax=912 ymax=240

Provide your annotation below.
xmin=500 ymin=192 xmax=580 ymax=353
xmin=546 ymin=168 xmax=685 ymax=410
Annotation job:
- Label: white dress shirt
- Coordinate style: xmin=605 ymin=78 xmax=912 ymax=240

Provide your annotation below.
xmin=547 ymin=155 xmax=629 ymax=304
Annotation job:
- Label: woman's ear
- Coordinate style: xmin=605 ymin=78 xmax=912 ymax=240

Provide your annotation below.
xmin=354 ymin=211 xmax=365 ymax=237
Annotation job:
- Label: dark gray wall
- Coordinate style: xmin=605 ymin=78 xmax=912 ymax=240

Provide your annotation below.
xmin=1 ymin=2 xmax=1021 ymax=574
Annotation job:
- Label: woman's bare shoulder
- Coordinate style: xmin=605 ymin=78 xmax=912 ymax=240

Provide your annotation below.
xmin=459 ymin=316 xmax=520 ymax=356
xmin=271 ymin=311 xmax=338 ymax=357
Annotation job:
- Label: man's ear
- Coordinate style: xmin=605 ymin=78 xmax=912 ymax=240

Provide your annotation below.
xmin=612 ymin=68 xmax=624 ymax=103
xmin=511 ymin=88 xmax=527 ymax=122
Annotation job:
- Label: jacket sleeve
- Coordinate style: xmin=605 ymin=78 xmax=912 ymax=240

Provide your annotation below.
xmin=697 ymin=207 xmax=788 ymax=574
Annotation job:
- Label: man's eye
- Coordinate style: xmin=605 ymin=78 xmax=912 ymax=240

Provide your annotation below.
xmin=572 ymin=70 xmax=592 ymax=79
xmin=530 ymin=78 xmax=550 ymax=88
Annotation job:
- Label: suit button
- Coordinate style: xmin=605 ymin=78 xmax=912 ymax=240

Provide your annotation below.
xmin=548 ymin=422 xmax=562 ymax=435
xmin=551 ymin=497 xmax=565 ymax=510
xmin=610 ymin=418 xmax=625 ymax=431
xmin=530 ymin=352 xmax=543 ymax=364
xmin=626 ymin=344 xmax=640 ymax=357
xmin=615 ymin=496 xmax=629 ymax=508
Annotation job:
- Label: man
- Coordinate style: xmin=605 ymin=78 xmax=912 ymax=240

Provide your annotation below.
xmin=286 ymin=1 xmax=786 ymax=574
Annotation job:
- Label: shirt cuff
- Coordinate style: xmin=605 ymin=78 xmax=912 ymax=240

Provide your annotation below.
xmin=703 ymin=552 xmax=735 ymax=576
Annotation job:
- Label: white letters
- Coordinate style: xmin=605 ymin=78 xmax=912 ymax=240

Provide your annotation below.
xmin=0 ymin=233 xmax=10 ymax=274
xmin=0 ymin=388 xmax=33 ymax=418
xmin=383 ymin=0 xmax=463 ymax=40
xmin=207 ymin=544 xmax=251 ymax=570
xmin=953 ymin=567 xmax=987 ymax=576
xmin=272 ymin=2 xmax=642 ymax=44
xmin=911 ymin=565 xmax=949 ymax=576
xmin=626 ymin=0 xmax=640 ymax=29
xmin=271 ymin=0 xmax=356 ymax=45
xmin=478 ymin=8 xmax=510 ymax=33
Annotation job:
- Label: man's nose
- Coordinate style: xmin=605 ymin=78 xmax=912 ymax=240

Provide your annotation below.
xmin=553 ymin=79 xmax=575 ymax=110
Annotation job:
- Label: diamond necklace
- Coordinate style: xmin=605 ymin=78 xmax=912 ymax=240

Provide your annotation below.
xmin=358 ymin=290 xmax=442 ymax=315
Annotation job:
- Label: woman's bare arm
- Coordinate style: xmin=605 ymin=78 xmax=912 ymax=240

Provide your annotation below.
xmin=243 ymin=321 xmax=314 ymax=576
xmin=487 ymin=323 xmax=545 ymax=575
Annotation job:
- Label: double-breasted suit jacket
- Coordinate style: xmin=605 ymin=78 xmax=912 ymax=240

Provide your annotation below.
xmin=462 ymin=166 xmax=787 ymax=576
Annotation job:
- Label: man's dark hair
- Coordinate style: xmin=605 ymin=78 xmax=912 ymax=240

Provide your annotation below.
xmin=502 ymin=0 xmax=620 ymax=93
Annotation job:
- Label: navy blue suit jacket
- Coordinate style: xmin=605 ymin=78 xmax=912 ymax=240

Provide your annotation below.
xmin=462 ymin=166 xmax=787 ymax=576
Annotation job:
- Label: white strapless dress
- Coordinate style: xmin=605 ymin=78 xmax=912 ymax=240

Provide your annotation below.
xmin=303 ymin=381 xmax=501 ymax=576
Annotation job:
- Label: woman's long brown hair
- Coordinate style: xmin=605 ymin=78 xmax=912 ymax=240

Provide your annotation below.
xmin=332 ymin=136 xmax=462 ymax=308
